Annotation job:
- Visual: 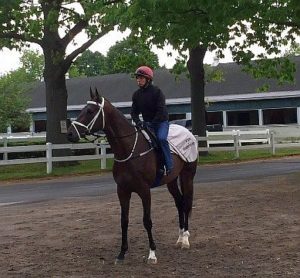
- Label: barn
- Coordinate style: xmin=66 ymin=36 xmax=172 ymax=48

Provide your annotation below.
xmin=26 ymin=57 xmax=300 ymax=137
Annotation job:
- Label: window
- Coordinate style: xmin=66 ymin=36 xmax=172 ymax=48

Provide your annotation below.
xmin=34 ymin=120 xmax=46 ymax=132
xmin=227 ymin=110 xmax=259 ymax=126
xmin=263 ymin=108 xmax=297 ymax=124
xmin=206 ymin=112 xmax=223 ymax=125
xmin=169 ymin=113 xmax=186 ymax=121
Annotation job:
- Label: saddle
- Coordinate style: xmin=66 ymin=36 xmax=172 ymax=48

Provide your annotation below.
xmin=140 ymin=126 xmax=159 ymax=149
xmin=140 ymin=126 xmax=165 ymax=172
xmin=139 ymin=124 xmax=198 ymax=188
xmin=141 ymin=124 xmax=198 ymax=163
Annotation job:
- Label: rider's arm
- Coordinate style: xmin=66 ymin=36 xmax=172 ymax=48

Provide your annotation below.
xmin=131 ymin=93 xmax=141 ymax=125
xmin=152 ymin=88 xmax=167 ymax=123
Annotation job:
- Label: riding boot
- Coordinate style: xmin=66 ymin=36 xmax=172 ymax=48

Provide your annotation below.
xmin=151 ymin=169 xmax=164 ymax=188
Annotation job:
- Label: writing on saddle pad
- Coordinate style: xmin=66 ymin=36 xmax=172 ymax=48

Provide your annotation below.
xmin=168 ymin=124 xmax=198 ymax=162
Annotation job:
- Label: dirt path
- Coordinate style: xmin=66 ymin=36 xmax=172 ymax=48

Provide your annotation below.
xmin=0 ymin=173 xmax=299 ymax=277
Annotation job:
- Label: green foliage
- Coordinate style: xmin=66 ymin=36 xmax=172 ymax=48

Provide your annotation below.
xmin=126 ymin=0 xmax=258 ymax=54
xmin=68 ymin=64 xmax=82 ymax=78
xmin=0 ymin=0 xmax=128 ymax=143
xmin=285 ymin=42 xmax=300 ymax=56
xmin=0 ymin=69 xmax=31 ymax=132
xmin=171 ymin=58 xmax=224 ymax=83
xmin=105 ymin=36 xmax=159 ymax=74
xmin=243 ymin=57 xmax=296 ymax=87
xmin=70 ymin=50 xmax=107 ymax=77
xmin=0 ymin=159 xmax=114 ymax=181
xmin=123 ymin=0 xmax=300 ymax=139
xmin=20 ymin=49 xmax=44 ymax=81
xmin=0 ymin=49 xmax=44 ymax=132
xmin=230 ymin=0 xmax=300 ymax=83
xmin=69 ymin=36 xmax=160 ymax=77
xmin=127 ymin=0 xmax=299 ymax=83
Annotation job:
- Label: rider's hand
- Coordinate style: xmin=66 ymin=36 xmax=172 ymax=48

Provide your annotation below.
xmin=136 ymin=121 xmax=145 ymax=129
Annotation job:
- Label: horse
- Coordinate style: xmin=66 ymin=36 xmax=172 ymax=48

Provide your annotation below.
xmin=67 ymin=88 xmax=197 ymax=264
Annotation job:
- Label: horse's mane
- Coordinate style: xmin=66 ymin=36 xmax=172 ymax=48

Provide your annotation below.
xmin=103 ymin=96 xmax=135 ymax=128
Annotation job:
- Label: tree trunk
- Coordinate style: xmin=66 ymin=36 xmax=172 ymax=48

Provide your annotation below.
xmin=44 ymin=72 xmax=68 ymax=145
xmin=43 ymin=41 xmax=71 ymax=161
xmin=187 ymin=45 xmax=207 ymax=154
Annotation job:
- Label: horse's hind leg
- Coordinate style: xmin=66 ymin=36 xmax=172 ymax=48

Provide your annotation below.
xmin=115 ymin=186 xmax=131 ymax=264
xmin=178 ymin=161 xmax=197 ymax=249
xmin=167 ymin=178 xmax=185 ymax=247
xmin=138 ymin=187 xmax=157 ymax=264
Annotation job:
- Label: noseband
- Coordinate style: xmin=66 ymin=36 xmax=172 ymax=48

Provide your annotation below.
xmin=71 ymin=98 xmax=105 ymax=139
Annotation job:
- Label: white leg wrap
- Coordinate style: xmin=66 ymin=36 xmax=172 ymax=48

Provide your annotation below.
xmin=181 ymin=230 xmax=190 ymax=249
xmin=176 ymin=228 xmax=185 ymax=247
xmin=147 ymin=249 xmax=157 ymax=264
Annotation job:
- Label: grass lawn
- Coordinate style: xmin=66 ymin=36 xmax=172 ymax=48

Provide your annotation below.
xmin=1 ymin=148 xmax=300 ymax=182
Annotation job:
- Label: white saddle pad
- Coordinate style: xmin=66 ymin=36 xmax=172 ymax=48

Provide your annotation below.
xmin=168 ymin=124 xmax=198 ymax=162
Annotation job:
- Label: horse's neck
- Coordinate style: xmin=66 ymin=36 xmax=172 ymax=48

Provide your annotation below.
xmin=103 ymin=102 xmax=136 ymax=156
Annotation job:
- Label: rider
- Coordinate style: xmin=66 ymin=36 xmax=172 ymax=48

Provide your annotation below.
xmin=131 ymin=66 xmax=173 ymax=175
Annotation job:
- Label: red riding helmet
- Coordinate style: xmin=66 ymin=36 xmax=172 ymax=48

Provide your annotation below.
xmin=134 ymin=66 xmax=154 ymax=80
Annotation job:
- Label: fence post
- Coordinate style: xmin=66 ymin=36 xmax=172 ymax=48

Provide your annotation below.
xmin=270 ymin=132 xmax=275 ymax=155
xmin=100 ymin=143 xmax=107 ymax=169
xmin=46 ymin=142 xmax=53 ymax=174
xmin=95 ymin=139 xmax=100 ymax=155
xmin=3 ymin=137 xmax=8 ymax=160
xmin=233 ymin=133 xmax=239 ymax=158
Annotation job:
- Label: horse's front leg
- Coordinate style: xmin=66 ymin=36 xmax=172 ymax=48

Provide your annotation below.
xmin=115 ymin=186 xmax=131 ymax=264
xmin=138 ymin=188 xmax=157 ymax=264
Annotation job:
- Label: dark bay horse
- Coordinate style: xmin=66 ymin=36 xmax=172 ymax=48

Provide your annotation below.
xmin=67 ymin=88 xmax=197 ymax=264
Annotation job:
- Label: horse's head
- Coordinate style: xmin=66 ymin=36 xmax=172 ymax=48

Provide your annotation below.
xmin=67 ymin=88 xmax=105 ymax=143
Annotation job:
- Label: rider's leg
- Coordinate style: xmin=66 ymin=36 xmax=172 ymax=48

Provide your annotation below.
xmin=153 ymin=121 xmax=173 ymax=173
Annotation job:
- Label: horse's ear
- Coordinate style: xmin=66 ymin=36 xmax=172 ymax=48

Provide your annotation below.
xmin=95 ymin=87 xmax=100 ymax=100
xmin=90 ymin=87 xmax=100 ymax=102
xmin=90 ymin=87 xmax=94 ymax=99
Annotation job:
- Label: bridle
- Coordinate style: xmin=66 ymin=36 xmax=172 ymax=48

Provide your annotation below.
xmin=70 ymin=97 xmax=153 ymax=162
xmin=71 ymin=98 xmax=105 ymax=140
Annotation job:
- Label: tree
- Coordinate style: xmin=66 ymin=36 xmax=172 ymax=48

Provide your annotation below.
xmin=125 ymin=0 xmax=299 ymax=141
xmin=20 ymin=49 xmax=44 ymax=81
xmin=0 ymin=48 xmax=47 ymax=132
xmin=69 ymin=36 xmax=159 ymax=77
xmin=125 ymin=0 xmax=260 ymax=139
xmin=230 ymin=0 xmax=300 ymax=85
xmin=69 ymin=49 xmax=107 ymax=77
xmin=285 ymin=42 xmax=300 ymax=56
xmin=0 ymin=1 xmax=125 ymax=145
xmin=0 ymin=69 xmax=31 ymax=132
xmin=105 ymin=36 xmax=159 ymax=74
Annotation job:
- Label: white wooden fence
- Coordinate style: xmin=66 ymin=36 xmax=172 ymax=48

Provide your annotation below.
xmin=1 ymin=130 xmax=300 ymax=174
xmin=206 ymin=129 xmax=270 ymax=147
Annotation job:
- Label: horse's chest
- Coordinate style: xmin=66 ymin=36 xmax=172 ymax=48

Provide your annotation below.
xmin=113 ymin=163 xmax=155 ymax=187
xmin=113 ymin=166 xmax=136 ymax=185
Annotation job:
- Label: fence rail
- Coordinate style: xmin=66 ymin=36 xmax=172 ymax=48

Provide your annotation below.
xmin=1 ymin=130 xmax=300 ymax=174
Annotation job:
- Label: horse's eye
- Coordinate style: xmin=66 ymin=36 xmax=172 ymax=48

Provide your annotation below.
xmin=87 ymin=108 xmax=93 ymax=114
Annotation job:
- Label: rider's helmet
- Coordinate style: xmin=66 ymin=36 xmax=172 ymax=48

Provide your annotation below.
xmin=134 ymin=66 xmax=154 ymax=80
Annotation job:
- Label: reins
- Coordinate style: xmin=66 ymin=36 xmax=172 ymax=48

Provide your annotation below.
xmin=114 ymin=127 xmax=139 ymax=162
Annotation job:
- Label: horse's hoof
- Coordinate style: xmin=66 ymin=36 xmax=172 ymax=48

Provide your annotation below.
xmin=114 ymin=258 xmax=124 ymax=265
xmin=175 ymin=240 xmax=182 ymax=248
xmin=181 ymin=243 xmax=190 ymax=249
xmin=147 ymin=249 xmax=157 ymax=264
xmin=147 ymin=257 xmax=158 ymax=264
